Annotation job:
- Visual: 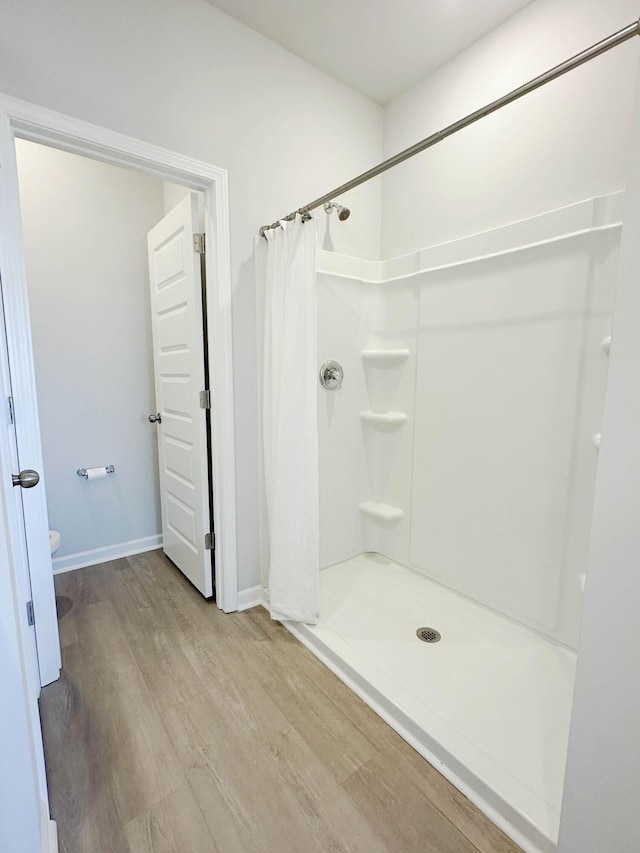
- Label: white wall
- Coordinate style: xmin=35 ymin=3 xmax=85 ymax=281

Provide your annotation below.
xmin=558 ymin=59 xmax=640 ymax=853
xmin=0 ymin=0 xmax=384 ymax=591
xmin=381 ymin=0 xmax=639 ymax=258
xmin=16 ymin=139 xmax=165 ymax=564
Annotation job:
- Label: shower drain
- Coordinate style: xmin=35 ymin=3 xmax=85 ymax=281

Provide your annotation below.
xmin=416 ymin=627 xmax=441 ymax=643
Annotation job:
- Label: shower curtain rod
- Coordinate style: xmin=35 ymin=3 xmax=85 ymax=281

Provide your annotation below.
xmin=260 ymin=18 xmax=640 ymax=237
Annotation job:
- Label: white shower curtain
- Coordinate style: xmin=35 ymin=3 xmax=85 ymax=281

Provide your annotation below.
xmin=262 ymin=214 xmax=319 ymax=624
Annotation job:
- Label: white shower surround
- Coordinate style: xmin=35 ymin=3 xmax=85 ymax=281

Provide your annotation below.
xmin=305 ymin=192 xmax=623 ymax=851
xmin=317 ymin=191 xmax=622 ymax=650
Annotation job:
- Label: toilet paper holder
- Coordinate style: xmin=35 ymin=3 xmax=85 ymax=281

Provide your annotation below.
xmin=77 ymin=465 xmax=115 ymax=478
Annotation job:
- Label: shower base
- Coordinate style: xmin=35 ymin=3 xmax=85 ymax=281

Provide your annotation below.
xmin=282 ymin=553 xmax=576 ymax=853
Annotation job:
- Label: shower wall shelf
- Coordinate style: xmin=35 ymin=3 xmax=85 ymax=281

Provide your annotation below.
xmin=361 ymin=348 xmax=410 ymax=364
xmin=360 ymin=411 xmax=407 ymax=426
xmin=358 ymin=501 xmax=404 ymax=522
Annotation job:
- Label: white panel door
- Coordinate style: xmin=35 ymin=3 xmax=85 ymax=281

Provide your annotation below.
xmin=147 ymin=193 xmax=213 ymax=597
xmin=0 ymin=279 xmax=41 ymax=690
xmin=0 ymin=287 xmax=45 ymax=853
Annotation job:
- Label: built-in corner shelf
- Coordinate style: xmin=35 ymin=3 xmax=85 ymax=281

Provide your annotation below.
xmin=358 ymin=501 xmax=404 ymax=522
xmin=361 ymin=348 xmax=410 ymax=364
xmin=360 ymin=411 xmax=407 ymax=427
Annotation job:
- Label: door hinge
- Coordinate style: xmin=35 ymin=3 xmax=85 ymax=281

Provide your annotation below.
xmin=204 ymin=532 xmax=215 ymax=550
xmin=6 ymin=396 xmax=14 ymax=425
xmin=26 ymin=600 xmax=35 ymax=626
xmin=193 ymin=232 xmax=206 ymax=254
xmin=199 ymin=389 xmax=211 ymax=410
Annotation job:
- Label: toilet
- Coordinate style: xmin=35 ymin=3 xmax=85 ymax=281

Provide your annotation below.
xmin=49 ymin=530 xmax=61 ymax=556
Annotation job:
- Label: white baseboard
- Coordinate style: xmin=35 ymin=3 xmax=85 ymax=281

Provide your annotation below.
xmin=52 ymin=534 xmax=163 ymax=574
xmin=40 ymin=801 xmax=58 ymax=853
xmin=237 ymin=583 xmax=265 ymax=611
xmin=45 ymin=820 xmax=58 ymax=853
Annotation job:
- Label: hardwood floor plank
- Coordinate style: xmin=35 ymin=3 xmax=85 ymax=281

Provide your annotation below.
xmin=127 ymin=550 xmax=218 ymax=641
xmin=125 ymin=552 xmax=199 ymax=642
xmin=56 ymin=610 xmax=78 ymax=648
xmin=209 ymin=613 xmax=379 ymax=783
xmin=153 ymin=727 xmax=262 ymax=853
xmin=180 ymin=632 xmax=390 ymax=853
xmin=164 ymin=689 xmax=381 ymax=853
xmin=123 ymin=785 xmax=221 ymax=853
xmin=71 ymin=600 xmax=186 ymax=823
xmin=163 ymin=692 xmax=305 ymax=853
xmin=124 ymin=620 xmax=205 ymax=715
xmin=53 ymin=559 xmax=125 ymax=609
xmin=108 ymin=569 xmax=205 ymax=713
xmin=342 ymin=751 xmax=479 ymax=853
xmin=247 ymin=606 xmax=402 ymax=748
xmin=39 ymin=647 xmax=131 ymax=853
xmin=378 ymin=737 xmax=522 ymax=853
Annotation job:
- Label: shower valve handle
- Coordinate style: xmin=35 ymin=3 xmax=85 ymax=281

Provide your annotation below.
xmin=319 ymin=360 xmax=344 ymax=391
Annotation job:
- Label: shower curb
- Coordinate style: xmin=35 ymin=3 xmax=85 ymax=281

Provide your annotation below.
xmin=277 ymin=608 xmax=554 ymax=853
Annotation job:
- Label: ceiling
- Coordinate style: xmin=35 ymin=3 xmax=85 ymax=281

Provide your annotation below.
xmin=204 ymin=0 xmax=534 ymax=104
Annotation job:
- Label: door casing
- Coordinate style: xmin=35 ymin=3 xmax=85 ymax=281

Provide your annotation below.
xmin=0 ymin=93 xmax=238 ymax=688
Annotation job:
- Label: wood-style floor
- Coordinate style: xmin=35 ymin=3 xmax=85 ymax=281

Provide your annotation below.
xmin=40 ymin=549 xmax=522 ymax=853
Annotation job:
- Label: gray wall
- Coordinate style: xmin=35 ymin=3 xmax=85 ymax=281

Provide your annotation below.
xmin=16 ymin=139 xmax=165 ymax=564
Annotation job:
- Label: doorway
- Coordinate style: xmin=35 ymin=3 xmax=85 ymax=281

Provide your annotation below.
xmin=0 ymin=94 xmax=238 ymax=690
xmin=16 ymin=139 xmax=218 ymax=599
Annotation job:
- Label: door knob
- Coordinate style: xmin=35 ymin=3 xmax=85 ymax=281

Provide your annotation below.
xmin=12 ymin=469 xmax=40 ymax=489
xmin=148 ymin=413 xmax=162 ymax=423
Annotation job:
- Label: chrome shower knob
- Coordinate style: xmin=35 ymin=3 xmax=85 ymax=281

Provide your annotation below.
xmin=319 ymin=360 xmax=344 ymax=390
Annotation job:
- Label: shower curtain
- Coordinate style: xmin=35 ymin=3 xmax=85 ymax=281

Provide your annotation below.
xmin=262 ymin=215 xmax=320 ymax=624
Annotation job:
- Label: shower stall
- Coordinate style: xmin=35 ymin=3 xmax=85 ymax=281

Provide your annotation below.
xmin=258 ymin=20 xmax=639 ymax=853
xmin=280 ymin=191 xmax=622 ymax=853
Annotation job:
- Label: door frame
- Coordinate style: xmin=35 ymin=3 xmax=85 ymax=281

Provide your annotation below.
xmin=0 ymin=94 xmax=238 ymax=687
